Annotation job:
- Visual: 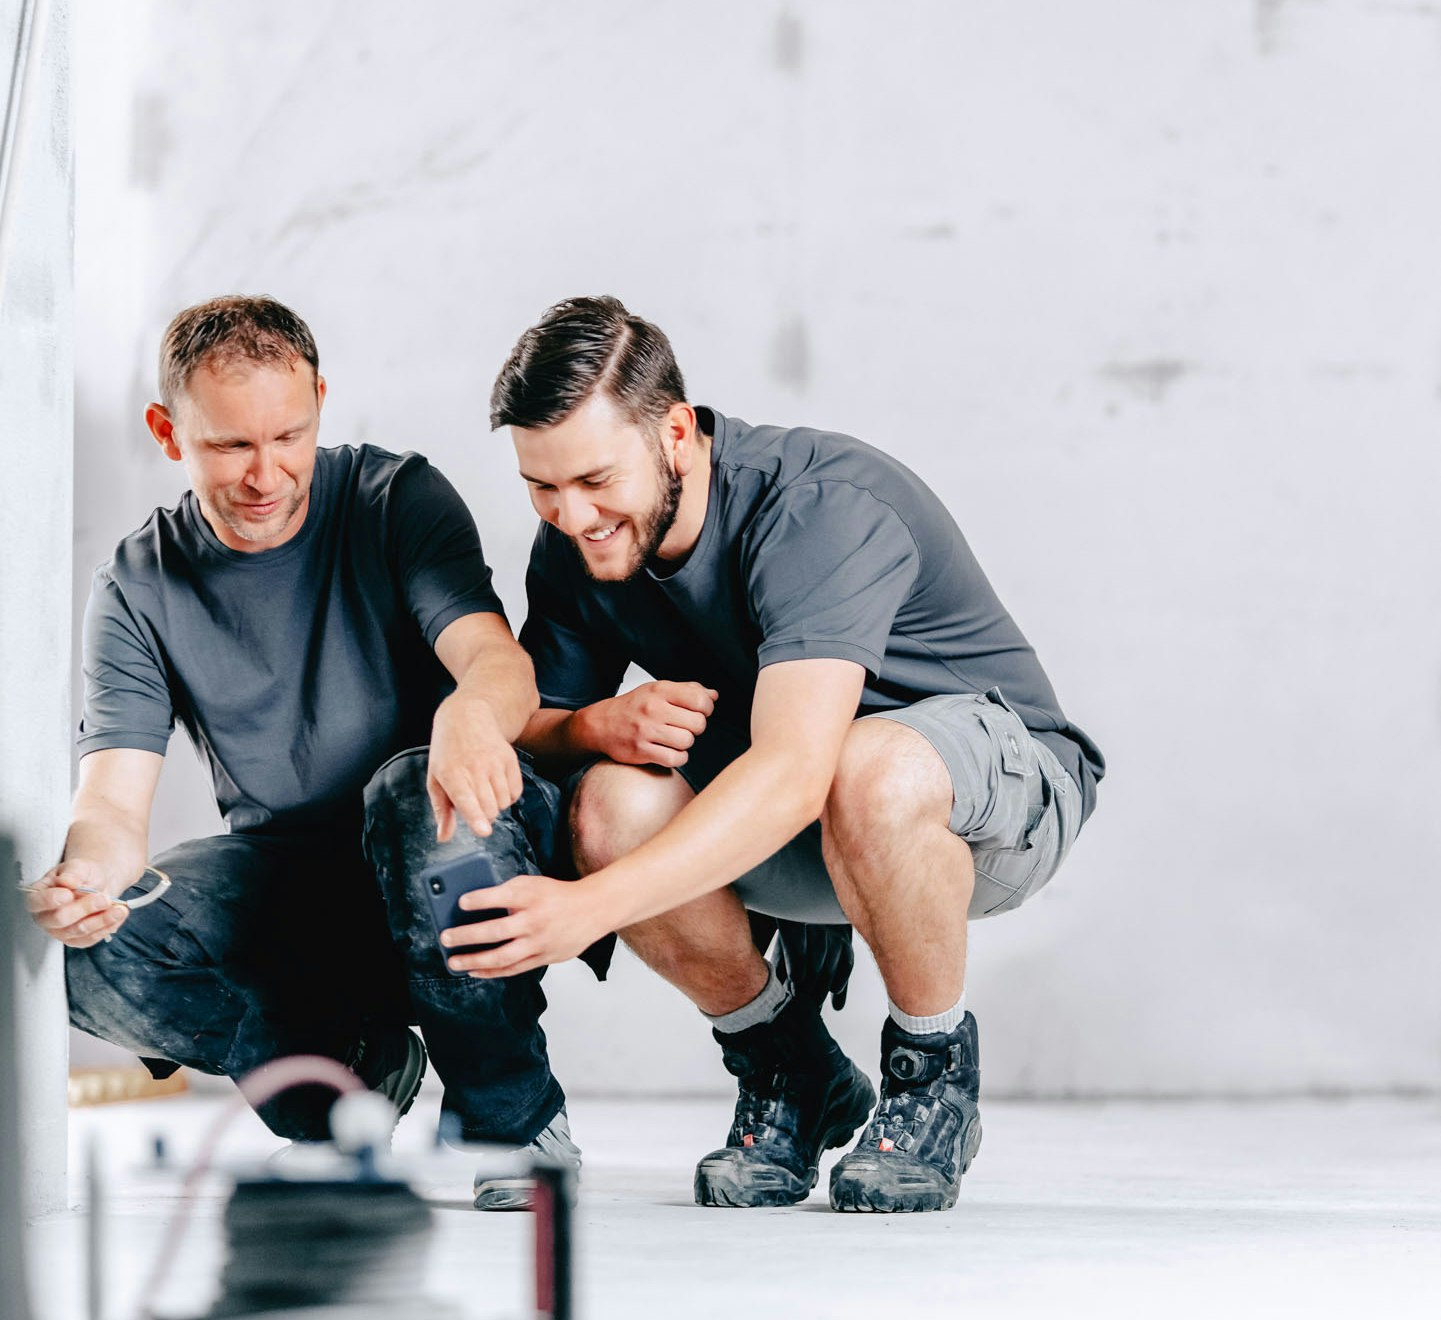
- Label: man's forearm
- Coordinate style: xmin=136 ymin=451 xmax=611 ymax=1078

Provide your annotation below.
xmin=581 ymin=746 xmax=831 ymax=931
xmin=518 ymin=705 xmax=603 ymax=763
xmin=449 ymin=644 xmax=539 ymax=742
xmin=27 ymin=749 xmax=163 ymax=945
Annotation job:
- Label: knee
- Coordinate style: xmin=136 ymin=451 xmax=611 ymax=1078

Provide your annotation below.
xmin=363 ymin=747 xmax=430 ymax=824
xmin=362 ymin=748 xmax=439 ymax=874
xmin=570 ymin=761 xmax=692 ymax=874
xmin=823 ymin=718 xmax=952 ymax=851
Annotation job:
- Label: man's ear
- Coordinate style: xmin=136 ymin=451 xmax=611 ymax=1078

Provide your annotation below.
xmin=666 ymin=402 xmax=699 ymax=477
xmin=315 ymin=373 xmax=327 ymax=413
xmin=145 ymin=403 xmax=183 ymax=462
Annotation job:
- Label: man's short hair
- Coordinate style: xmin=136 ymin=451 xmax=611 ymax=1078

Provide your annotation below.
xmin=490 ymin=295 xmax=686 ymax=432
xmin=158 ymin=295 xmax=319 ymax=408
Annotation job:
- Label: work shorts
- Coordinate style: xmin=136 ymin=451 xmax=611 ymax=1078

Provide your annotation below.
xmin=676 ymin=688 xmax=1084 ymax=924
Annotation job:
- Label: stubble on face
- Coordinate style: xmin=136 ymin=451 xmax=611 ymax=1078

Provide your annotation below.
xmin=578 ymin=438 xmax=683 ymax=582
xmin=205 ymin=482 xmax=308 ymax=548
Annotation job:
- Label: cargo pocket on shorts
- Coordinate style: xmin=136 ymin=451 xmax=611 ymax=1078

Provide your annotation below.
xmin=971 ymin=793 xmax=1056 ymax=916
xmin=973 ymin=703 xmax=1044 ymax=844
xmin=970 ymin=704 xmax=1052 ymax=916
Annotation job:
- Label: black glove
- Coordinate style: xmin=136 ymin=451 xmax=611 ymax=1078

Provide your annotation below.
xmin=768 ymin=919 xmax=855 ymax=1012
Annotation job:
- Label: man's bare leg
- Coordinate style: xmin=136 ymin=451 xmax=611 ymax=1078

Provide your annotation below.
xmin=820 ymin=716 xmax=981 ymax=1214
xmin=568 ymin=757 xmax=873 ymax=1207
xmin=570 ymin=762 xmax=768 ymax=1015
xmin=820 ymin=716 xmax=972 ymax=1017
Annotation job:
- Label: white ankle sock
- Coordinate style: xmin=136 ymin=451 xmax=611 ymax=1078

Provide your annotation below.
xmin=888 ymin=993 xmax=967 ymax=1037
xmin=705 ymin=964 xmax=791 ymax=1034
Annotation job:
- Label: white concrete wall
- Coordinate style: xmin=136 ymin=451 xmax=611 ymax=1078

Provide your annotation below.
xmin=2 ymin=0 xmax=72 ymax=1222
xmin=70 ymin=1 xmax=1441 ymax=1097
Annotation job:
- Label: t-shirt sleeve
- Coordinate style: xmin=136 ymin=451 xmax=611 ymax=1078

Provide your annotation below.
xmin=519 ymin=527 xmax=630 ymax=710
xmin=76 ymin=570 xmax=175 ymax=756
xmin=746 ymin=481 xmax=920 ymax=675
xmin=387 ymin=458 xmax=506 ymax=646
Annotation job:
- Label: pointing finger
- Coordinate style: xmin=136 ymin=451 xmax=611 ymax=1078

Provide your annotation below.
xmin=458 ymin=784 xmax=497 ymax=838
xmin=427 ymin=774 xmax=458 ymax=843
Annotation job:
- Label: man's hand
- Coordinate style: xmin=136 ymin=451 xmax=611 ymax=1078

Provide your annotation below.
xmin=440 ymin=873 xmax=617 ymax=977
xmin=24 ymin=859 xmax=129 ymax=948
xmin=581 ymin=681 xmax=718 ymax=768
xmin=427 ymin=692 xmax=524 ymax=842
xmin=772 ymin=920 xmax=855 ymax=1011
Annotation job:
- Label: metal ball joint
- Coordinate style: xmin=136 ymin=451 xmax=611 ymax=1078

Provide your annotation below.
xmin=329 ymin=1090 xmax=398 ymax=1157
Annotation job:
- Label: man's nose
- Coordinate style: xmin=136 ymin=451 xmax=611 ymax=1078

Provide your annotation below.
xmin=246 ymin=446 xmax=281 ymax=493
xmin=552 ymin=488 xmax=597 ymax=536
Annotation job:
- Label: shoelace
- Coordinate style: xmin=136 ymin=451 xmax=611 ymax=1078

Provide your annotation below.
xmin=734 ymin=1070 xmax=794 ymax=1142
xmin=863 ymin=1082 xmax=938 ymax=1154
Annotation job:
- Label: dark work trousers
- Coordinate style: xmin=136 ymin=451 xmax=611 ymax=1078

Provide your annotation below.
xmin=66 ymin=747 xmax=571 ymax=1144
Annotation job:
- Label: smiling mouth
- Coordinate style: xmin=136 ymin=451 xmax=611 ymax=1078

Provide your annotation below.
xmin=581 ymin=522 xmax=622 ymax=543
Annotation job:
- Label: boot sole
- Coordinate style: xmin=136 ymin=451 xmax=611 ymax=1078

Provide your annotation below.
xmin=829 ymin=1115 xmax=982 ymax=1214
xmin=473 ymin=1177 xmax=537 ymax=1212
xmin=694 ymin=1155 xmax=816 ymax=1207
xmin=694 ymin=1065 xmax=877 ymax=1208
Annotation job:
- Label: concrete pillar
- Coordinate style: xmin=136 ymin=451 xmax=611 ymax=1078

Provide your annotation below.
xmin=0 ymin=0 xmax=74 ymax=1225
xmin=2 ymin=835 xmax=36 ymax=1319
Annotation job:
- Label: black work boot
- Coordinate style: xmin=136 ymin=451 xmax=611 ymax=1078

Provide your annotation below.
xmin=348 ymin=1026 xmax=428 ymax=1124
xmin=829 ymin=1012 xmax=981 ymax=1213
xmin=694 ymin=997 xmax=876 ymax=1208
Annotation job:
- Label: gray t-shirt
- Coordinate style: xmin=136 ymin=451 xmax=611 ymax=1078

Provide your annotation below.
xmin=79 ymin=444 xmax=504 ymax=834
xmin=521 ymin=408 xmax=1103 ymax=819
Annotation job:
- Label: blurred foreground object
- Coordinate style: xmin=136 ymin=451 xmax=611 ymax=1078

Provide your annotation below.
xmin=123 ymin=1055 xmax=574 ymax=1319
xmin=2 ymin=831 xmax=37 ymax=1320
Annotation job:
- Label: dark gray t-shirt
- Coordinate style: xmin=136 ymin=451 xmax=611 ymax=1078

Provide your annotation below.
xmin=79 ymin=444 xmax=504 ymax=834
xmin=521 ymin=408 xmax=1103 ymax=819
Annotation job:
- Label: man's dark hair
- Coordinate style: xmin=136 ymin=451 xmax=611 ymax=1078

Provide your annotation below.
xmin=490 ymin=295 xmax=686 ymax=431
xmin=158 ymin=295 xmax=319 ymax=408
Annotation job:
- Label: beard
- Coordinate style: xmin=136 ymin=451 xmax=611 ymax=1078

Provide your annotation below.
xmin=578 ymin=445 xmax=683 ymax=583
xmin=633 ymin=450 xmax=684 ymax=565
xmin=211 ymin=485 xmax=308 ymax=547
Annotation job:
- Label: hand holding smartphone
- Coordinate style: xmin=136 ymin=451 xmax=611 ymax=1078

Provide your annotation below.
xmin=419 ymin=852 xmax=509 ymax=976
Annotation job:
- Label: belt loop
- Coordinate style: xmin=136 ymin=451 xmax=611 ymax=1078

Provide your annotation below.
xmin=983 ymin=686 xmax=1016 ymax=716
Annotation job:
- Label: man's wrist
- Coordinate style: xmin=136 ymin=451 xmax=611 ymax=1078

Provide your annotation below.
xmin=567 ymin=702 xmax=608 ymax=758
xmin=59 ymin=826 xmax=149 ymax=900
xmin=438 ymin=687 xmax=501 ymax=732
xmin=446 ymin=682 xmax=490 ymax=711
xmin=579 ymin=861 xmax=646 ymax=933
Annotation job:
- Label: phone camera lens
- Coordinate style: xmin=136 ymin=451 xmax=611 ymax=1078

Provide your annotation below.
xmin=429 ymin=878 xmax=443 ymax=894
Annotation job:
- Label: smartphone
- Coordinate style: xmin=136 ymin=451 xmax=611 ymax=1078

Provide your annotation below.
xmin=419 ymin=852 xmax=509 ymax=975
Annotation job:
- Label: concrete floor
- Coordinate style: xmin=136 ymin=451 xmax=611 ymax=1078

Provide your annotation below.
xmin=24 ymin=1089 xmax=1441 ymax=1320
